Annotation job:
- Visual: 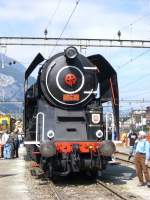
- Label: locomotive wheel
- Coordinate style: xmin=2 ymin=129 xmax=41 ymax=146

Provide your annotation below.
xmin=40 ymin=158 xmax=54 ymax=179
xmin=87 ymin=170 xmax=98 ymax=178
xmin=48 ymin=162 xmax=53 ymax=179
xmin=44 ymin=162 xmax=54 ymax=179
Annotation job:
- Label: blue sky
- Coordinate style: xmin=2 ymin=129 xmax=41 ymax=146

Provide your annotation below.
xmin=0 ymin=0 xmax=150 ymax=112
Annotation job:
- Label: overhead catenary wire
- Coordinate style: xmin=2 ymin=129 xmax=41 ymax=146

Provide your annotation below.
xmin=117 ymin=49 xmax=150 ymax=70
xmin=120 ymin=91 xmax=150 ymax=101
xmin=121 ymin=89 xmax=150 ymax=95
xmin=114 ymin=12 xmax=150 ymax=82
xmin=120 ymin=12 xmax=150 ymax=31
xmin=114 ymin=12 xmax=150 ymax=39
xmin=126 ymin=91 xmax=150 ymax=98
xmin=116 ymin=49 xmax=150 ymax=96
xmin=119 ymin=70 xmax=150 ymax=100
xmin=49 ymin=0 xmax=80 ymax=56
xmin=44 ymin=0 xmax=63 ymax=36
xmin=120 ymin=72 xmax=150 ymax=89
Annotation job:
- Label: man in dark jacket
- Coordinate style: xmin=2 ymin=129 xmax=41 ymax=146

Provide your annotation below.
xmin=14 ymin=132 xmax=20 ymax=158
xmin=128 ymin=130 xmax=138 ymax=160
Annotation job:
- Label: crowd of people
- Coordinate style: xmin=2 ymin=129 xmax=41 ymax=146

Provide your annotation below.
xmin=0 ymin=130 xmax=23 ymax=159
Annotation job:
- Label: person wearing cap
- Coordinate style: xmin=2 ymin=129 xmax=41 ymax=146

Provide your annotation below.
xmin=134 ymin=131 xmax=150 ymax=187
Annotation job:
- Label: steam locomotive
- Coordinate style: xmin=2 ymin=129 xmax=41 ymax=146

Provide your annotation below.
xmin=24 ymin=47 xmax=119 ymax=178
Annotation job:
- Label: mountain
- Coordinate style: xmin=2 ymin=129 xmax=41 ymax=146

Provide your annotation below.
xmin=0 ymin=54 xmax=35 ymax=115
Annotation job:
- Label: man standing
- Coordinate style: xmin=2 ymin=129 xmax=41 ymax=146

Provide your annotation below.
xmin=128 ymin=130 xmax=138 ymax=160
xmin=14 ymin=132 xmax=20 ymax=158
xmin=1 ymin=130 xmax=9 ymax=158
xmin=134 ymin=131 xmax=150 ymax=187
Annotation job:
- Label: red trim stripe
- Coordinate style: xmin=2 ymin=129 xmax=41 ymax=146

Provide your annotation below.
xmin=109 ymin=78 xmax=116 ymax=105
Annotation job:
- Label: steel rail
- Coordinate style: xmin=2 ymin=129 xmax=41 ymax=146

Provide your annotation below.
xmin=49 ymin=181 xmax=63 ymax=200
xmin=35 ymin=176 xmax=64 ymax=200
xmin=115 ymin=151 xmax=150 ymax=168
xmin=97 ymin=179 xmax=131 ymax=200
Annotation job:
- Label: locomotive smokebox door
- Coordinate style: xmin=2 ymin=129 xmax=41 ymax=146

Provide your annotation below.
xmin=40 ymin=47 xmax=98 ymax=109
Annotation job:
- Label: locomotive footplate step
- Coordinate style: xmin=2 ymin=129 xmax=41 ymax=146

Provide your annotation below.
xmin=0 ymin=146 xmax=30 ymax=200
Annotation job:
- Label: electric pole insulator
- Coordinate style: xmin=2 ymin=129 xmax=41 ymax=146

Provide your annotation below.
xmin=44 ymin=29 xmax=48 ymax=39
xmin=117 ymin=30 xmax=121 ymax=40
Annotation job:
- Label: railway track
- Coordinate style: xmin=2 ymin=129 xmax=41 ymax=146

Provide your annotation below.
xmin=114 ymin=151 xmax=150 ymax=169
xmin=26 ymin=156 xmax=143 ymax=200
xmin=41 ymin=174 xmax=141 ymax=200
xmin=53 ymin=178 xmax=129 ymax=200
xmin=52 ymin=176 xmax=140 ymax=200
xmin=27 ymin=168 xmax=134 ymax=200
xmin=96 ymin=179 xmax=136 ymax=200
xmin=47 ymin=180 xmax=63 ymax=200
xmin=25 ymin=163 xmax=60 ymax=200
xmin=114 ymin=151 xmax=135 ymax=165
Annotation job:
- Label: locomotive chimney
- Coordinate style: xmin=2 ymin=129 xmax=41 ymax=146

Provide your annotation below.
xmin=64 ymin=46 xmax=78 ymax=59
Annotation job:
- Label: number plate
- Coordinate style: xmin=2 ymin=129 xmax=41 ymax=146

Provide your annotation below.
xmin=63 ymin=94 xmax=80 ymax=101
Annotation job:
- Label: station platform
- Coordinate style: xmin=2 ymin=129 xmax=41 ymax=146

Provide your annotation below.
xmin=0 ymin=146 xmax=30 ymax=200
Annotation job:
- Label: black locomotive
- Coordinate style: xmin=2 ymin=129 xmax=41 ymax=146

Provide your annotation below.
xmin=24 ymin=47 xmax=119 ymax=177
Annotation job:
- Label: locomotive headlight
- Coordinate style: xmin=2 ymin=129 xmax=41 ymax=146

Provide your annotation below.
xmin=92 ymin=114 xmax=100 ymax=124
xmin=96 ymin=130 xmax=103 ymax=138
xmin=65 ymin=47 xmax=78 ymax=59
xmin=47 ymin=130 xmax=55 ymax=139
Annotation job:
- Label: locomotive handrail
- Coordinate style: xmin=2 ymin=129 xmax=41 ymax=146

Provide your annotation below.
xmin=36 ymin=112 xmax=45 ymax=147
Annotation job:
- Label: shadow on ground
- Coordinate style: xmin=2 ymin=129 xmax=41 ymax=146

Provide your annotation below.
xmin=0 ymin=173 xmax=18 ymax=178
xmin=38 ymin=163 xmax=136 ymax=187
xmin=101 ymin=163 xmax=136 ymax=185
